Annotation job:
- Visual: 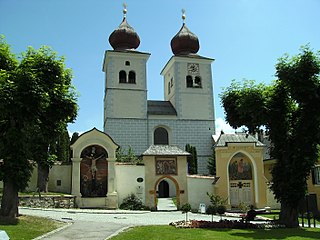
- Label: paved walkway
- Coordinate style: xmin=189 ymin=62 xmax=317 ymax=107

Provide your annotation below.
xmin=157 ymin=198 xmax=177 ymax=211
xmin=19 ymin=207 xmax=236 ymax=240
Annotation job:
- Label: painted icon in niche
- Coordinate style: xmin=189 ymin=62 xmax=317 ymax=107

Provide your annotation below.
xmin=229 ymin=157 xmax=252 ymax=180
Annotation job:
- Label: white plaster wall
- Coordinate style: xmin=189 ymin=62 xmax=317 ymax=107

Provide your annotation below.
xmin=187 ymin=176 xmax=215 ymax=210
xmin=168 ymin=179 xmax=176 ymax=197
xmin=112 ymin=90 xmax=146 ymax=118
xmin=266 ymin=188 xmax=281 ymax=209
xmin=115 ymin=164 xmax=145 ymax=205
xmin=21 ymin=164 xmax=71 ymax=194
xmin=48 ymin=164 xmax=72 ymax=194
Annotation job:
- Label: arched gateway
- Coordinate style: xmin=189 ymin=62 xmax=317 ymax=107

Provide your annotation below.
xmin=70 ymin=128 xmax=119 ymax=208
xmin=143 ymin=145 xmax=189 ymax=209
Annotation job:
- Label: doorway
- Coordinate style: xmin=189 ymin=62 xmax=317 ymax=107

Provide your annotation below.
xmin=158 ymin=180 xmax=169 ymax=198
xmin=155 ymin=177 xmax=178 ymax=211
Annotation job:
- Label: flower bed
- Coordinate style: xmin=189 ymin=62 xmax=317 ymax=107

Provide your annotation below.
xmin=170 ymin=219 xmax=282 ymax=229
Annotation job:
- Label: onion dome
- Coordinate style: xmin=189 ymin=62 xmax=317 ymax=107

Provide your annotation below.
xmin=170 ymin=10 xmax=199 ymax=55
xmin=109 ymin=4 xmax=140 ymax=50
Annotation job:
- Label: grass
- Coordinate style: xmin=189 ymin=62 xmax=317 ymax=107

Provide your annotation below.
xmin=0 ymin=215 xmax=65 ymax=240
xmin=260 ymin=211 xmax=320 ymax=226
xmin=110 ymin=225 xmax=320 ymax=240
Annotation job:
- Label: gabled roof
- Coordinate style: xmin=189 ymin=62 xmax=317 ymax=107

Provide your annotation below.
xmin=214 ymin=133 xmax=264 ymax=147
xmin=147 ymin=100 xmax=177 ymax=116
xmin=143 ymin=145 xmax=190 ymax=156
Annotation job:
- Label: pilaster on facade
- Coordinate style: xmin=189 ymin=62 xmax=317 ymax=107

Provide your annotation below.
xmin=71 ymin=157 xmax=82 ymax=196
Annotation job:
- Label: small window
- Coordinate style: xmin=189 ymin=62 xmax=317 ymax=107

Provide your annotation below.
xmin=312 ymin=166 xmax=320 ymax=185
xmin=57 ymin=180 xmax=62 ymax=186
xmin=128 ymin=71 xmax=136 ymax=84
xmin=186 ymin=75 xmax=193 ymax=88
xmin=119 ymin=70 xmax=126 ymax=83
xmin=170 ymin=77 xmax=173 ymax=87
xmin=154 ymin=127 xmax=169 ymax=145
xmin=168 ymin=82 xmax=171 ymax=94
xmin=125 ymin=61 xmax=130 ymax=66
xmin=194 ymin=76 xmax=202 ymax=88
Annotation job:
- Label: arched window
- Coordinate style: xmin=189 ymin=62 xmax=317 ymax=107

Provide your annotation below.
xmin=168 ymin=81 xmax=171 ymax=94
xmin=194 ymin=76 xmax=202 ymax=88
xmin=128 ymin=71 xmax=136 ymax=84
xmin=125 ymin=61 xmax=130 ymax=66
xmin=119 ymin=70 xmax=126 ymax=83
xmin=154 ymin=127 xmax=169 ymax=145
xmin=186 ymin=75 xmax=193 ymax=88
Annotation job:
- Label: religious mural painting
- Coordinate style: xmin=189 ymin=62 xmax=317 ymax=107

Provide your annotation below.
xmin=80 ymin=145 xmax=108 ymax=197
xmin=228 ymin=153 xmax=253 ymax=207
xmin=155 ymin=157 xmax=177 ymax=175
xmin=229 ymin=153 xmax=253 ymax=180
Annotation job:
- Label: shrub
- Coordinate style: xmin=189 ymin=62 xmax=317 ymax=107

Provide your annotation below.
xmin=119 ymin=193 xmax=144 ymax=210
xmin=217 ymin=205 xmax=227 ymax=215
xmin=206 ymin=205 xmax=217 ymax=221
xmin=180 ymin=203 xmax=191 ymax=221
xmin=238 ymin=201 xmax=249 ymax=212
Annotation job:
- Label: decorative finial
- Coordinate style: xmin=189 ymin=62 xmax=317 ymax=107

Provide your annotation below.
xmin=182 ymin=9 xmax=186 ymax=23
xmin=123 ymin=3 xmax=127 ymax=18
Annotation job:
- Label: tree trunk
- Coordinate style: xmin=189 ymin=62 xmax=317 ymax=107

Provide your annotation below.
xmin=37 ymin=164 xmax=49 ymax=192
xmin=0 ymin=178 xmax=19 ymax=223
xmin=279 ymin=202 xmax=299 ymax=228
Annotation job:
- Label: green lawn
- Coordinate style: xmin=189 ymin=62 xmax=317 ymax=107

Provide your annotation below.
xmin=260 ymin=211 xmax=320 ymax=226
xmin=110 ymin=225 xmax=320 ymax=240
xmin=0 ymin=215 xmax=64 ymax=240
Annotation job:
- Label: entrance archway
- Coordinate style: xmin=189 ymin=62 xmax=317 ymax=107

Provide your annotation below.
xmin=154 ymin=176 xmax=179 ymax=210
xmin=228 ymin=153 xmax=254 ymax=207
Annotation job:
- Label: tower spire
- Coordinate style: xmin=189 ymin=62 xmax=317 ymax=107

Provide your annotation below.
xmin=123 ymin=3 xmax=127 ymax=18
xmin=182 ymin=9 xmax=186 ymax=23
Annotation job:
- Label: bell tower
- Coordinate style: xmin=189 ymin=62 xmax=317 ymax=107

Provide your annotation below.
xmin=161 ymin=10 xmax=215 ymax=123
xmin=102 ymin=4 xmax=150 ymax=153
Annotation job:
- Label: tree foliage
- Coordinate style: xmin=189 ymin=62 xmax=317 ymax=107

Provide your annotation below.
xmin=207 ymin=147 xmax=216 ymax=175
xmin=220 ymin=46 xmax=320 ymax=227
xmin=0 ymin=36 xmax=78 ymax=221
xmin=20 ymin=46 xmax=78 ymax=192
xmin=220 ymin=79 xmax=269 ymax=134
xmin=55 ymin=126 xmax=71 ymax=162
xmin=185 ymin=144 xmax=198 ymax=174
xmin=116 ymin=146 xmax=141 ymax=164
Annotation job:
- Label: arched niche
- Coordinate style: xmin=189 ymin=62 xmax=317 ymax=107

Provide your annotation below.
xmin=70 ymin=128 xmax=119 ymax=200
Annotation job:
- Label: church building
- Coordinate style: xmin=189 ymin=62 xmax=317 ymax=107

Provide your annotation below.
xmin=103 ymin=8 xmax=215 ymax=174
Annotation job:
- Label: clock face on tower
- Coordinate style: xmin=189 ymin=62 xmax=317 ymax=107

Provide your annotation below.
xmin=187 ymin=63 xmax=199 ymax=74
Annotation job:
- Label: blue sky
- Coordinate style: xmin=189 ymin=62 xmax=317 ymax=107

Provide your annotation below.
xmin=1 ymin=0 xmax=320 ymax=135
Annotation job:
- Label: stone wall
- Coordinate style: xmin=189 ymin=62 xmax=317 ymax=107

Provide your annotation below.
xmin=18 ymin=195 xmax=76 ymax=208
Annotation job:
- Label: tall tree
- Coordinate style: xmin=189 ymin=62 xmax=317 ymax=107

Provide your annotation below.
xmin=0 ymin=37 xmax=78 ymax=221
xmin=56 ymin=126 xmax=71 ymax=163
xmin=69 ymin=132 xmax=80 ymax=160
xmin=20 ymin=46 xmax=78 ymax=192
xmin=207 ymin=147 xmax=216 ymax=176
xmin=220 ymin=47 xmax=320 ymax=227
xmin=185 ymin=144 xmax=198 ymax=174
xmin=0 ymin=37 xmax=38 ymax=221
